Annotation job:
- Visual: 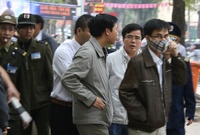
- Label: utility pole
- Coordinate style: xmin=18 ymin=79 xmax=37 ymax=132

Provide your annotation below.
xmin=81 ymin=0 xmax=84 ymax=15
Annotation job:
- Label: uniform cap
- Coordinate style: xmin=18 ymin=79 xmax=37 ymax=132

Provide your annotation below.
xmin=0 ymin=14 xmax=16 ymax=25
xmin=18 ymin=13 xmax=36 ymax=25
xmin=168 ymin=22 xmax=181 ymax=37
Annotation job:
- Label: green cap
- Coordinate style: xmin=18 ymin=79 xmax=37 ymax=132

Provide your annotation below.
xmin=0 ymin=14 xmax=16 ymax=25
xmin=18 ymin=13 xmax=36 ymax=25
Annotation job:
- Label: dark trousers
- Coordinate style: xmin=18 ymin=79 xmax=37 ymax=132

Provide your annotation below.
xmin=109 ymin=123 xmax=129 ymax=135
xmin=21 ymin=105 xmax=50 ymax=135
xmin=8 ymin=119 xmax=20 ymax=135
xmin=167 ymin=128 xmax=185 ymax=135
xmin=49 ymin=101 xmax=79 ymax=135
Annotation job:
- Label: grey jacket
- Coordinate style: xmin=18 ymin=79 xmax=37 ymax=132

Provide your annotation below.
xmin=61 ymin=37 xmax=113 ymax=126
xmin=119 ymin=46 xmax=187 ymax=132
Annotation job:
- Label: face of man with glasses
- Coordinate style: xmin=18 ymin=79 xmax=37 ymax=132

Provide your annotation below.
xmin=0 ymin=23 xmax=15 ymax=46
xmin=146 ymin=28 xmax=170 ymax=55
xmin=123 ymin=30 xmax=142 ymax=57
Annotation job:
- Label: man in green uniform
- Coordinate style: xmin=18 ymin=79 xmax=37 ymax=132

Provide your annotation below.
xmin=0 ymin=14 xmax=22 ymax=135
xmin=14 ymin=13 xmax=53 ymax=135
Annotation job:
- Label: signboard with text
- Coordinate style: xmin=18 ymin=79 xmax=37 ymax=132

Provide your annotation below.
xmin=31 ymin=2 xmax=77 ymax=20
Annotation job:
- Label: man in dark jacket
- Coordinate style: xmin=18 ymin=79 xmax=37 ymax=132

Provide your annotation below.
xmin=14 ymin=13 xmax=53 ymax=135
xmin=33 ymin=14 xmax=58 ymax=55
xmin=119 ymin=19 xmax=188 ymax=135
xmin=166 ymin=22 xmax=196 ymax=135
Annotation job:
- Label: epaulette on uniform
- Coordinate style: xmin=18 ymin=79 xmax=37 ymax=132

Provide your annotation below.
xmin=36 ymin=40 xmax=49 ymax=46
xmin=14 ymin=47 xmax=27 ymax=56
xmin=44 ymin=41 xmax=48 ymax=46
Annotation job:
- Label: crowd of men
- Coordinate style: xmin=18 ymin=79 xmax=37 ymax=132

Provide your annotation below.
xmin=0 ymin=12 xmax=196 ymax=135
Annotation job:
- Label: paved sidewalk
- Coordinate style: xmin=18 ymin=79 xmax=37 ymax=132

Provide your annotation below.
xmin=185 ymin=121 xmax=200 ymax=135
xmin=186 ymin=86 xmax=200 ymax=135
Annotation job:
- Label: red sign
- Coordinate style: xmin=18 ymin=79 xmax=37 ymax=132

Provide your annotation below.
xmin=94 ymin=3 xmax=104 ymax=13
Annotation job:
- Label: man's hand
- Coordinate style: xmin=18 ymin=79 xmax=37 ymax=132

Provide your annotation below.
xmin=7 ymin=85 xmax=20 ymax=102
xmin=186 ymin=117 xmax=193 ymax=126
xmin=166 ymin=41 xmax=178 ymax=57
xmin=22 ymin=122 xmax=30 ymax=129
xmin=93 ymin=97 xmax=105 ymax=110
xmin=3 ymin=127 xmax=10 ymax=135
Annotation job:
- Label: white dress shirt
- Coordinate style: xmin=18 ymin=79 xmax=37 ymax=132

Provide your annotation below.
xmin=148 ymin=46 xmax=163 ymax=90
xmin=35 ymin=30 xmax=42 ymax=41
xmin=51 ymin=37 xmax=81 ymax=102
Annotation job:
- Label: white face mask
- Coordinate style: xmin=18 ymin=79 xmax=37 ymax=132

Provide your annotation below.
xmin=149 ymin=38 xmax=169 ymax=53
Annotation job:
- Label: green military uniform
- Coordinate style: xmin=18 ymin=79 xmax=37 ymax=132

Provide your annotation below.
xmin=0 ymin=44 xmax=25 ymax=135
xmin=13 ymin=38 xmax=53 ymax=135
xmin=14 ymin=38 xmax=53 ymax=111
xmin=12 ymin=13 xmax=53 ymax=135
xmin=0 ymin=14 xmax=22 ymax=135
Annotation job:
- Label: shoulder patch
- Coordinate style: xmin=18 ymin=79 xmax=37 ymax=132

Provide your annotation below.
xmin=36 ymin=40 xmax=49 ymax=46
xmin=44 ymin=41 xmax=48 ymax=46
xmin=14 ymin=47 xmax=27 ymax=56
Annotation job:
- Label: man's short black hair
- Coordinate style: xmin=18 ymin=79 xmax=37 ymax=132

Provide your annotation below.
xmin=74 ymin=14 xmax=92 ymax=34
xmin=122 ymin=23 xmax=144 ymax=39
xmin=144 ymin=19 xmax=170 ymax=36
xmin=88 ymin=14 xmax=118 ymax=38
xmin=34 ymin=14 xmax=44 ymax=29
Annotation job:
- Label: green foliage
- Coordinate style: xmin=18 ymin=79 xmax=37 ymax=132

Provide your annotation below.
xmin=184 ymin=0 xmax=200 ymax=11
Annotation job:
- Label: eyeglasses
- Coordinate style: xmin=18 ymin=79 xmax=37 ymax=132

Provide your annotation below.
xmin=0 ymin=26 xmax=15 ymax=32
xmin=150 ymin=35 xmax=169 ymax=40
xmin=125 ymin=35 xmax=142 ymax=41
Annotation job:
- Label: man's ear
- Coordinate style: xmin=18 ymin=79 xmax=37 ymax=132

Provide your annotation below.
xmin=38 ymin=23 xmax=42 ymax=29
xmin=145 ymin=35 xmax=150 ymax=42
xmin=105 ymin=28 xmax=110 ymax=36
xmin=76 ymin=27 xmax=82 ymax=35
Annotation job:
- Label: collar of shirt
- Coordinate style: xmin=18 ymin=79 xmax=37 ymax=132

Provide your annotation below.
xmin=62 ymin=37 xmax=81 ymax=51
xmin=148 ymin=46 xmax=163 ymax=65
xmin=90 ymin=36 xmax=105 ymax=58
xmin=35 ymin=30 xmax=42 ymax=41
xmin=121 ymin=47 xmax=130 ymax=63
xmin=121 ymin=46 xmax=142 ymax=63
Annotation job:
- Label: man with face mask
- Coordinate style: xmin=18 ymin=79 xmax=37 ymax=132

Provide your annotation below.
xmin=119 ymin=19 xmax=188 ymax=135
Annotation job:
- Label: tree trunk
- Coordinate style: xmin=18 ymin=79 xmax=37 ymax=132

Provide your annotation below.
xmin=172 ymin=0 xmax=185 ymax=45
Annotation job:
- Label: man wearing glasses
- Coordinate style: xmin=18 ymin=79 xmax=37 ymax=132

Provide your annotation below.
xmin=107 ymin=23 xmax=143 ymax=135
xmin=119 ymin=19 xmax=188 ymax=135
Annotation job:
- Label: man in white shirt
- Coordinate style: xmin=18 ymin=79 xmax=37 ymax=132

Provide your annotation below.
xmin=49 ymin=14 xmax=92 ymax=135
xmin=33 ymin=14 xmax=58 ymax=55
xmin=107 ymin=23 xmax=143 ymax=135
